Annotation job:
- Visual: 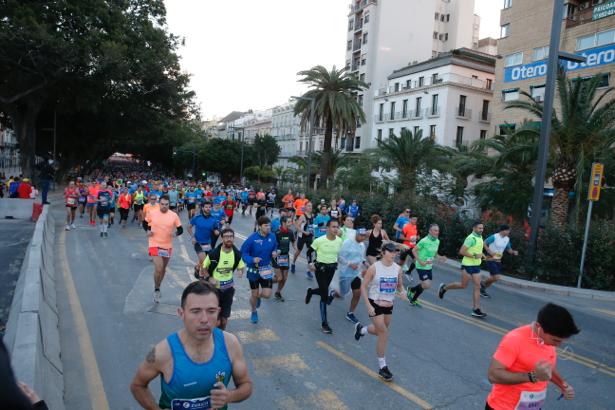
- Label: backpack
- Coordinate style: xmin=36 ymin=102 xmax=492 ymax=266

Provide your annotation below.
xmin=208 ymin=244 xmax=242 ymax=274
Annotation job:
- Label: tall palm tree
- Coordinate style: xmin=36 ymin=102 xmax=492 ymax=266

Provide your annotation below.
xmin=505 ymin=70 xmax=615 ymax=228
xmin=370 ymin=128 xmax=448 ymax=195
xmin=311 ymin=149 xmax=352 ymax=178
xmin=294 ymin=65 xmax=367 ymax=188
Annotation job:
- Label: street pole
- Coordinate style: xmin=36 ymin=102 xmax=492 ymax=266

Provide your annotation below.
xmin=240 ymin=129 xmax=244 ymax=185
xmin=306 ymin=98 xmax=315 ymax=194
xmin=191 ymin=146 xmax=196 ymax=179
xmin=578 ymin=162 xmax=605 ymax=288
xmin=578 ymin=200 xmax=593 ymax=288
xmin=52 ymin=108 xmax=57 ymax=191
xmin=527 ymin=0 xmax=565 ymax=261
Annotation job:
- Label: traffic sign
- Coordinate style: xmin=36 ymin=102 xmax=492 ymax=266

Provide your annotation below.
xmin=587 ymin=162 xmax=604 ymax=201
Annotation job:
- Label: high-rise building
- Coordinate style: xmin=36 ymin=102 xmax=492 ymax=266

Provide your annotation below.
xmin=271 ymin=102 xmax=301 ymax=167
xmin=492 ymin=0 xmax=615 ymax=134
xmin=344 ymin=0 xmax=479 ymax=151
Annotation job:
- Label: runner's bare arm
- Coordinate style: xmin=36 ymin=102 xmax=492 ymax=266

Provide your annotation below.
xmin=487 ymin=358 xmax=532 ymax=385
xmin=222 ymin=332 xmax=253 ymax=403
xmin=130 ymin=341 xmax=171 ymax=410
xmin=361 ymin=265 xmax=376 ymax=316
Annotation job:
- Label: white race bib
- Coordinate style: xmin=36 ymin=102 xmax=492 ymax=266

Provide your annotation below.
xmin=515 ymin=389 xmax=546 ymax=410
xmin=258 ymin=266 xmax=274 ymax=280
xmin=171 ymin=396 xmax=211 ymax=410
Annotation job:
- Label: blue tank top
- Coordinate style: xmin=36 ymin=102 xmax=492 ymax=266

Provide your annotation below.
xmin=159 ymin=329 xmax=232 ymax=409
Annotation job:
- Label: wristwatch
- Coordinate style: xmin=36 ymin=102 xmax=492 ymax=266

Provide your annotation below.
xmin=528 ymin=371 xmax=537 ymax=383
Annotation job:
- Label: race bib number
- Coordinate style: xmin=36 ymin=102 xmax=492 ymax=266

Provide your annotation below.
xmin=277 ymin=255 xmax=289 ymax=267
xmin=200 ymin=243 xmax=212 ymax=252
xmin=331 ymin=210 xmax=339 ymax=218
xmin=171 ymin=396 xmax=211 ymax=410
xmin=515 ymin=389 xmax=546 ymax=410
xmin=258 ymin=266 xmax=274 ymax=280
xmin=79 ymin=196 xmax=86 ymax=202
xmin=87 ymin=195 xmax=96 ymax=202
xmin=219 ymin=277 xmax=234 ymax=290
xmin=158 ymin=248 xmax=170 ymax=258
xmin=188 ymin=197 xmax=196 ymax=203
xmin=379 ymin=277 xmax=397 ymax=293
xmin=67 ymin=197 xmax=76 ymax=205
xmin=100 ymin=200 xmax=108 ymax=207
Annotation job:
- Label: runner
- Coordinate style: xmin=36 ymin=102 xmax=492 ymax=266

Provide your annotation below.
xmin=266 ymin=189 xmax=276 ymax=217
xmin=118 ymin=187 xmax=133 ymax=228
xmin=292 ymin=202 xmax=315 ymax=278
xmin=293 ymin=192 xmax=308 ymax=218
xmin=86 ymin=181 xmax=98 ymax=226
xmin=185 ymin=186 xmax=198 ymax=219
xmin=407 ymin=223 xmax=447 ymax=306
xmin=200 ymin=228 xmax=245 ymax=330
xmin=271 ymin=208 xmax=290 ymax=234
xmin=438 ymin=221 xmax=487 ymax=318
xmin=144 ymin=194 xmax=183 ymax=303
xmin=329 ymin=227 xmax=368 ymax=324
xmin=253 ymin=191 xmax=267 ymax=231
xmin=143 ymin=193 xmax=160 ymax=221
xmin=188 ymin=201 xmax=219 ymax=267
xmin=353 ymin=242 xmax=408 ymax=381
xmin=130 ymin=281 xmax=252 ymax=409
xmin=211 ymin=201 xmax=227 ymax=247
xmin=339 ymin=215 xmax=356 ymax=242
xmin=304 ymin=218 xmax=342 ymax=334
xmin=273 ymin=216 xmax=297 ymax=301
xmin=222 ymin=193 xmax=237 ymax=225
xmin=246 ymin=189 xmax=256 ymax=216
xmin=240 ymin=188 xmax=249 ymax=215
xmin=392 ymin=208 xmax=411 ymax=242
xmin=77 ymin=180 xmax=87 ymax=219
xmin=132 ymin=185 xmax=146 ymax=223
xmin=96 ymin=182 xmax=114 ymax=238
xmin=167 ymin=185 xmax=179 ymax=213
xmin=366 ymin=215 xmax=391 ymax=265
xmin=347 ymin=199 xmax=360 ymax=219
xmin=240 ymin=216 xmax=278 ymax=324
xmin=480 ymin=224 xmax=519 ymax=299
xmin=64 ymin=181 xmax=79 ymax=230
xmin=313 ymin=204 xmax=331 ymax=239
xmin=108 ymin=186 xmax=117 ymax=226
xmin=281 ymin=189 xmax=294 ymax=217
xmin=329 ymin=198 xmax=342 ymax=219
xmin=485 ymin=303 xmax=579 ymax=410
xmin=398 ymin=213 xmax=419 ymax=276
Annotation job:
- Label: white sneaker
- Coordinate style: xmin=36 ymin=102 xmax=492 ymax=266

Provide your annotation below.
xmin=71 ymin=224 xmax=76 ymax=230
xmin=153 ymin=290 xmax=161 ymax=304
xmin=65 ymin=225 xmax=70 ymax=231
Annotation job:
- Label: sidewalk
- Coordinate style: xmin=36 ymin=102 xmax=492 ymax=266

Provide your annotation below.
xmin=438 ymin=259 xmax=615 ymax=302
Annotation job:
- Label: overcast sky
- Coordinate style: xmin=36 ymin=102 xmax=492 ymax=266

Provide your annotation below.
xmin=164 ymin=0 xmax=502 ymax=120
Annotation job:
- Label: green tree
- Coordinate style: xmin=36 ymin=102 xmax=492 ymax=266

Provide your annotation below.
xmin=505 ymin=70 xmax=615 ymax=228
xmin=294 ymin=65 xmax=367 ymax=188
xmin=252 ymin=134 xmax=281 ymax=167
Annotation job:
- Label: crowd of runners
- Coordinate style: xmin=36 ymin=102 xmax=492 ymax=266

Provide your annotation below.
xmin=58 ymin=169 xmax=581 ymax=410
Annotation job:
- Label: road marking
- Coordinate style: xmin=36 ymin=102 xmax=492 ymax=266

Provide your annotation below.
xmin=317 ymin=341 xmax=433 ymax=409
xmin=421 ymin=300 xmax=615 ymax=377
xmin=251 ymin=353 xmax=309 ymax=375
xmin=58 ymin=230 xmax=111 ymax=410
xmin=236 ymin=328 xmax=279 ymax=344
xmin=229 ymin=309 xmax=254 ymax=320
xmin=593 ymin=308 xmax=615 ymax=318
xmin=277 ymin=390 xmax=349 ymax=410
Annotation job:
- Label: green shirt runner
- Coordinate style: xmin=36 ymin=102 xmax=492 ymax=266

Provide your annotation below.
xmin=461 ymin=232 xmax=483 ymax=267
xmin=311 ymin=235 xmax=343 ymax=264
xmin=415 ymin=235 xmax=440 ymax=270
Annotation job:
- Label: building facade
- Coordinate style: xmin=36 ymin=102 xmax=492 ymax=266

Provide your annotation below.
xmin=271 ymin=102 xmax=301 ymax=167
xmin=0 ymin=124 xmax=20 ymax=174
xmin=372 ymin=48 xmax=495 ymax=148
xmin=345 ymin=0 xmax=480 ymax=151
xmin=492 ymin=0 xmax=615 ymax=134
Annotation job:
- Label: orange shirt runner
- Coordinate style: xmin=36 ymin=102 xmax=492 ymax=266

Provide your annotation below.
xmin=143 ymin=202 xmax=160 ymax=219
xmin=282 ymin=194 xmax=294 ymax=209
xmin=294 ymin=198 xmax=308 ymax=216
xmin=146 ymin=208 xmax=181 ymax=252
xmin=118 ymin=193 xmax=132 ymax=209
xmin=402 ymin=223 xmax=419 ymax=248
xmin=487 ymin=325 xmax=557 ymax=410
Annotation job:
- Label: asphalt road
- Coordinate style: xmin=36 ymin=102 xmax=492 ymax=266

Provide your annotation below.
xmin=0 ymin=218 xmax=35 ymax=334
xmin=51 ymin=204 xmax=615 ymax=410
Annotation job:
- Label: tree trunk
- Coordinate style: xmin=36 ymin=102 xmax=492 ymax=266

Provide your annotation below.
xmin=320 ymin=115 xmax=334 ymax=189
xmin=400 ymin=167 xmax=417 ymax=197
xmin=6 ymin=100 xmax=42 ymax=180
xmin=551 ymin=187 xmax=570 ymax=229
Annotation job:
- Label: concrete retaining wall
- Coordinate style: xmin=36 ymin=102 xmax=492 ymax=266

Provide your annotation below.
xmin=0 ymin=198 xmax=35 ymax=219
xmin=3 ymin=206 xmax=64 ymax=410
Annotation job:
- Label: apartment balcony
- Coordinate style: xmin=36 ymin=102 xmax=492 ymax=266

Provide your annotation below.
xmin=374 ymin=114 xmax=385 ymax=123
xmin=479 ymin=112 xmax=492 ymax=123
xmin=565 ymin=3 xmax=607 ymax=29
xmin=354 ymin=21 xmax=363 ymax=31
xmin=426 ymin=107 xmax=440 ymax=118
xmin=411 ymin=109 xmax=424 ymax=120
xmin=353 ymin=40 xmax=362 ymax=51
xmin=351 ymin=61 xmax=360 ymax=71
xmin=456 ymin=107 xmax=472 ymax=120
xmin=350 ymin=0 xmax=377 ymax=13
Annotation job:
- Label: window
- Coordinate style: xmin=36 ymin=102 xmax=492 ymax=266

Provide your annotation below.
xmin=361 ymin=58 xmax=366 ymax=66
xmin=359 ymin=73 xmax=365 ymax=82
xmin=533 ymin=45 xmax=549 ymax=61
xmin=341 ymin=137 xmax=346 ymax=149
xmin=348 ymin=20 xmax=353 ymax=31
xmin=431 ymin=94 xmax=439 ymax=114
xmin=597 ymin=29 xmax=615 ymax=47
xmin=358 ymin=94 xmax=364 ymax=106
xmin=300 ymin=141 xmax=303 ymax=152
xmin=415 ymin=97 xmax=422 ymax=116
xmin=458 ymin=95 xmax=467 ymax=116
xmin=389 ymin=128 xmax=394 ymax=137
xmin=378 ymin=103 xmax=384 ymax=121
xmin=446 ymin=14 xmax=450 ymax=22
xmin=429 ymin=125 xmax=436 ymax=139
xmin=440 ymin=14 xmax=445 ymax=22
xmin=433 ymin=31 xmax=438 ymax=39
xmin=456 ymin=127 xmax=464 ymax=147
xmin=414 ymin=126 xmax=420 ymax=136
xmin=363 ymin=33 xmax=368 ymax=44
xmin=500 ymin=24 xmax=510 ymax=39
xmin=418 ymin=76 xmax=424 ymax=87
xmin=377 ymin=129 xmax=382 ymax=141
xmin=405 ymin=79 xmax=411 ymax=88
xmin=364 ymin=14 xmax=369 ymax=23
xmin=444 ymin=33 xmax=449 ymax=41
xmin=347 ymin=40 xmax=352 ymax=51
xmin=390 ymin=102 xmax=395 ymax=119
xmin=345 ymin=59 xmax=350 ymax=70
xmin=394 ymin=82 xmax=400 ymax=92
xmin=439 ymin=34 xmax=444 ymax=41
xmin=572 ymin=73 xmax=610 ymax=88
xmin=499 ymin=124 xmax=516 ymax=135
xmin=480 ymin=130 xmax=487 ymax=140
xmin=401 ymin=127 xmax=407 ymax=134
xmin=432 ymin=73 xmax=440 ymax=84
xmin=402 ymin=99 xmax=408 ymax=117
xmin=531 ymin=85 xmax=545 ymax=101
xmin=503 ymin=0 xmax=512 ymax=9
xmin=502 ymin=88 xmax=520 ymax=102
xmin=486 ymin=78 xmax=493 ymax=89
xmin=505 ymin=52 xmax=523 ymax=67
xmin=481 ymin=100 xmax=490 ymax=120
xmin=355 ymin=136 xmax=361 ymax=149
xmin=435 ymin=12 xmax=440 ymax=20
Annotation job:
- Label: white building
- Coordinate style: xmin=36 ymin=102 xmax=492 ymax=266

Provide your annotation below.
xmin=372 ymin=48 xmax=495 ymax=148
xmin=344 ymin=0 xmax=480 ymax=151
xmin=271 ymin=102 xmax=302 ymax=167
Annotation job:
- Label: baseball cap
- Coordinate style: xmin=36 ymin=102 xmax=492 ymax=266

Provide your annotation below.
xmin=383 ymin=242 xmax=398 ymax=252
xmin=356 ymin=228 xmax=368 ymax=235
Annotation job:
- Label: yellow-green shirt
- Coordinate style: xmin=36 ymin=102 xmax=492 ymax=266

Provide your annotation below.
xmin=461 ymin=232 xmax=483 ymax=267
xmin=311 ymin=235 xmax=343 ymax=264
xmin=203 ymin=249 xmax=245 ymax=290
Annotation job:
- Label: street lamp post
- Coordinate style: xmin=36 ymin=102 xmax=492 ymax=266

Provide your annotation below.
xmin=291 ymin=96 xmax=315 ymax=193
xmin=527 ymin=0 xmax=587 ymax=261
xmin=228 ymin=125 xmax=245 ymax=184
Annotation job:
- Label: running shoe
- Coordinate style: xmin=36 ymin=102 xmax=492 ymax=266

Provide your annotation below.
xmin=256 ymin=297 xmax=261 ymax=309
xmin=409 ymin=299 xmax=422 ymax=307
xmin=354 ymin=322 xmax=364 ymax=341
xmin=345 ymin=312 xmax=359 ymax=324
xmin=438 ymin=283 xmax=447 ymax=299
xmin=471 ymin=308 xmax=487 ymax=318
xmin=406 ymin=288 xmax=414 ymax=300
xmin=321 ymin=323 xmax=333 ymax=334
xmin=153 ymin=290 xmax=161 ymax=304
xmin=305 ymin=288 xmax=313 ymax=305
xmin=65 ymin=225 xmax=70 ymax=231
xmin=274 ymin=292 xmax=285 ymax=302
xmin=290 ymin=264 xmax=296 ymax=274
xmin=71 ymin=224 xmax=76 ymax=230
xmin=250 ymin=311 xmax=258 ymax=324
xmin=305 ymin=270 xmax=314 ymax=280
xmin=480 ymin=282 xmax=491 ymax=298
xmin=100 ymin=232 xmax=103 ymax=237
xmin=379 ymin=366 xmax=393 ymax=381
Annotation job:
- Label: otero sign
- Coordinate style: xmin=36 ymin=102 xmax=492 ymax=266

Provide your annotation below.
xmin=593 ymin=0 xmax=615 ymax=21
xmin=504 ymin=43 xmax=615 ymax=82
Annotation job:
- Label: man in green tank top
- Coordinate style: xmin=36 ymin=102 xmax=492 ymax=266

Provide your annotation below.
xmin=438 ymin=221 xmax=488 ymax=318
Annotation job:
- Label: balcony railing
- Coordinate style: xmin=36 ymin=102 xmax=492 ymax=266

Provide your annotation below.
xmin=353 ymin=40 xmax=362 ymax=51
xmin=375 ymin=73 xmax=494 ymax=97
xmin=411 ymin=109 xmax=423 ymax=119
xmin=350 ymin=0 xmax=377 ymax=13
xmin=565 ymin=4 xmax=598 ymax=29
xmin=426 ymin=107 xmax=440 ymax=118
xmin=479 ymin=112 xmax=492 ymax=123
xmin=456 ymin=107 xmax=472 ymax=120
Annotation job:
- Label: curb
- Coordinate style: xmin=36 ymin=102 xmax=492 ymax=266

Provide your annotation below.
xmin=2 ymin=206 xmax=65 ymax=410
xmin=438 ymin=259 xmax=615 ymax=302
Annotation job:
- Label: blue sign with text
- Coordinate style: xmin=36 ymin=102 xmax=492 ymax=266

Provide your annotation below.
xmin=504 ymin=43 xmax=615 ymax=83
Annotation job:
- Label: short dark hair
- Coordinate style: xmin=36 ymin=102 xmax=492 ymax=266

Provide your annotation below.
xmin=499 ymin=224 xmax=511 ymax=232
xmin=280 ymin=216 xmax=289 ymax=224
xmin=326 ymin=218 xmax=339 ymax=227
xmin=220 ymin=227 xmax=234 ymax=237
xmin=472 ymin=220 xmax=483 ymax=227
xmin=257 ymin=216 xmax=271 ymax=226
xmin=537 ymin=303 xmax=580 ymax=338
xmin=159 ymin=194 xmax=170 ymax=202
xmin=181 ymin=281 xmax=219 ymax=308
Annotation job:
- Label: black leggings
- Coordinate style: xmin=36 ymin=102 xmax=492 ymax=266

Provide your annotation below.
xmin=119 ymin=208 xmax=129 ymax=221
xmin=312 ymin=262 xmax=337 ymax=301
